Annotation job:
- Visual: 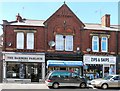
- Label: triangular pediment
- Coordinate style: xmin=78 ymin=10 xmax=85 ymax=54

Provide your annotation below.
xmin=44 ymin=3 xmax=85 ymax=27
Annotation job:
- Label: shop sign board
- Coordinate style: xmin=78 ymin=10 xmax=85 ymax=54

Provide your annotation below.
xmin=4 ymin=54 xmax=45 ymax=62
xmin=47 ymin=60 xmax=83 ymax=67
xmin=84 ymin=55 xmax=116 ymax=64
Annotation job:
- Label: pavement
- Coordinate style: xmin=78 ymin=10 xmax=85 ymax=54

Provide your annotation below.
xmin=0 ymin=82 xmax=49 ymax=91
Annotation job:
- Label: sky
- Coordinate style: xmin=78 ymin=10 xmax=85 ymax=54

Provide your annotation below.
xmin=0 ymin=1 xmax=119 ymax=35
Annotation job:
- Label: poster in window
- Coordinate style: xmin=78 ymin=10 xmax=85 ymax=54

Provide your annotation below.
xmin=19 ymin=64 xmax=25 ymax=79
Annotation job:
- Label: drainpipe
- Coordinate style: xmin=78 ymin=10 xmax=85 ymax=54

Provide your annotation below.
xmin=44 ymin=23 xmax=48 ymax=75
xmin=116 ymin=31 xmax=118 ymax=55
xmin=116 ymin=30 xmax=118 ymax=74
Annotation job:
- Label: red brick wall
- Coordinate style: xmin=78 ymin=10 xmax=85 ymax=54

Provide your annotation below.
xmin=46 ymin=17 xmax=83 ymax=53
xmin=3 ymin=4 xmax=118 ymax=56
xmin=109 ymin=31 xmax=116 ymax=54
xmin=81 ymin=29 xmax=117 ymax=55
xmin=3 ymin=25 xmax=45 ymax=52
xmin=3 ymin=24 xmax=118 ymax=55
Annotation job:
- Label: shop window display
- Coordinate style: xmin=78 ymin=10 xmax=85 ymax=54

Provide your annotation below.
xmin=6 ymin=62 xmax=42 ymax=79
xmin=85 ymin=64 xmax=103 ymax=80
xmin=109 ymin=65 xmax=115 ymax=75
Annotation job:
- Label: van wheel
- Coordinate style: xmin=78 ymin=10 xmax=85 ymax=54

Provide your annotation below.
xmin=80 ymin=82 xmax=86 ymax=88
xmin=52 ymin=82 xmax=59 ymax=89
xmin=101 ymin=83 xmax=108 ymax=89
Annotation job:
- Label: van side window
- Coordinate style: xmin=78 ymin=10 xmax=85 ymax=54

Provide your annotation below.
xmin=50 ymin=71 xmax=71 ymax=78
xmin=50 ymin=72 xmax=60 ymax=78
xmin=60 ymin=72 xmax=71 ymax=78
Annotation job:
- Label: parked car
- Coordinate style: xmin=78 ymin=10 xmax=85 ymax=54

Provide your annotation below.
xmin=45 ymin=70 xmax=87 ymax=89
xmin=90 ymin=75 xmax=120 ymax=89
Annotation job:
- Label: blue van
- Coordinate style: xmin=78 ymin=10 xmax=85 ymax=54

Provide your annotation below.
xmin=45 ymin=70 xmax=87 ymax=89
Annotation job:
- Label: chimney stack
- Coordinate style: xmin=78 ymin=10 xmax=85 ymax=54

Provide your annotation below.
xmin=16 ymin=13 xmax=22 ymax=22
xmin=101 ymin=14 xmax=110 ymax=27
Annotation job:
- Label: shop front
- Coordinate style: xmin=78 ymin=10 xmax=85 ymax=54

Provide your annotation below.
xmin=83 ymin=55 xmax=116 ymax=80
xmin=116 ymin=55 xmax=120 ymax=74
xmin=2 ymin=52 xmax=45 ymax=83
xmin=47 ymin=60 xmax=83 ymax=76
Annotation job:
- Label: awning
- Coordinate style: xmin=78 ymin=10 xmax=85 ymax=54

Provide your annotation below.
xmin=47 ymin=60 xmax=83 ymax=67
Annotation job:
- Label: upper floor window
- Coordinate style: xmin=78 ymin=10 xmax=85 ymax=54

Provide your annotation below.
xmin=27 ymin=33 xmax=34 ymax=49
xmin=55 ymin=34 xmax=73 ymax=51
xmin=17 ymin=32 xmax=24 ymax=49
xmin=101 ymin=37 xmax=108 ymax=52
xmin=16 ymin=32 xmax=34 ymax=49
xmin=65 ymin=35 xmax=73 ymax=51
xmin=92 ymin=36 xmax=99 ymax=52
xmin=55 ymin=35 xmax=64 ymax=51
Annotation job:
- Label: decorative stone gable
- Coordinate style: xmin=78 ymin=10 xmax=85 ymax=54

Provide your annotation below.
xmin=44 ymin=3 xmax=85 ymax=28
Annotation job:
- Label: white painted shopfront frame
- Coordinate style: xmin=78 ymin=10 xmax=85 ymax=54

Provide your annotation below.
xmin=2 ymin=52 xmax=45 ymax=83
xmin=83 ymin=55 xmax=116 ymax=77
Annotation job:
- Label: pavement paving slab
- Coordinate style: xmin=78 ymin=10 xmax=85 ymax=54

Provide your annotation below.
xmin=0 ymin=83 xmax=48 ymax=90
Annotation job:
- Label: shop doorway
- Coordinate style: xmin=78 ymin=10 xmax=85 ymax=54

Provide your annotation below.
xmin=31 ymin=63 xmax=42 ymax=82
xmin=31 ymin=64 xmax=38 ymax=82
xmin=104 ymin=64 xmax=109 ymax=77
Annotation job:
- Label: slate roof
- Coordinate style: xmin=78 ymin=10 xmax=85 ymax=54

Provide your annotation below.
xmin=10 ymin=19 xmax=45 ymax=26
xmin=3 ymin=19 xmax=119 ymax=31
xmin=84 ymin=23 xmax=119 ymax=31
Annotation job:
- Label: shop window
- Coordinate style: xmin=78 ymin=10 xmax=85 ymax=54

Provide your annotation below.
xmin=72 ymin=73 xmax=79 ymax=78
xmin=6 ymin=62 xmax=42 ymax=79
xmin=27 ymin=33 xmax=34 ymax=49
xmin=55 ymin=34 xmax=73 ymax=51
xmin=85 ymin=64 xmax=103 ymax=80
xmin=109 ymin=65 xmax=115 ymax=75
xmin=101 ymin=37 xmax=108 ymax=52
xmin=16 ymin=32 xmax=24 ymax=49
xmin=92 ymin=36 xmax=99 ymax=52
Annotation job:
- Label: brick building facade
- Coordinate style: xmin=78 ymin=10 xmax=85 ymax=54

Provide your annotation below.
xmin=0 ymin=34 xmax=3 ymax=82
xmin=1 ymin=3 xmax=119 ymax=82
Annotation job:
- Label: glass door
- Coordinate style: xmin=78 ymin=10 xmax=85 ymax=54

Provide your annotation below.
xmin=104 ymin=64 xmax=109 ymax=77
xmin=31 ymin=63 xmax=42 ymax=82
